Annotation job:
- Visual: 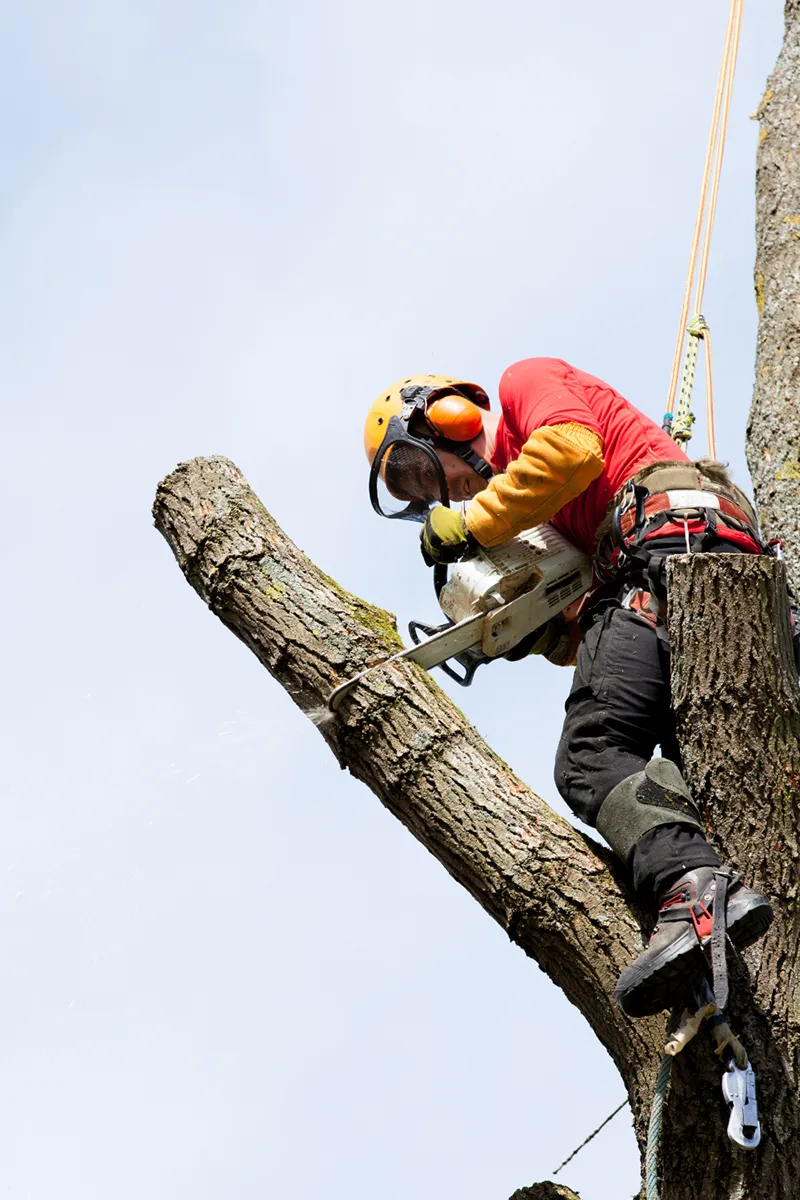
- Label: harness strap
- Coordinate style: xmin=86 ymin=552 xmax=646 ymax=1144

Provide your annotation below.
xmin=711 ymin=869 xmax=732 ymax=1012
xmin=619 ymin=491 xmax=756 ymax=538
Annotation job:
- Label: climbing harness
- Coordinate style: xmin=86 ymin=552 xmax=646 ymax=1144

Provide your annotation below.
xmin=597 ymin=459 xmax=769 ymax=600
xmin=663 ymin=0 xmax=744 ymax=456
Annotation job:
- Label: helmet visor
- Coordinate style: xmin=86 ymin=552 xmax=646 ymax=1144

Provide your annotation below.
xmin=369 ymin=416 xmax=450 ymax=521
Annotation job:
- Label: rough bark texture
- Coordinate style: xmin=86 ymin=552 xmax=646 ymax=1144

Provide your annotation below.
xmin=154 ymin=462 xmax=800 ymax=1199
xmin=152 ymin=8 xmax=800 ymax=1195
xmin=153 ymin=456 xmax=662 ymax=1125
xmin=663 ymin=554 xmax=800 ymax=1199
xmin=749 ymin=0 xmax=800 ymax=596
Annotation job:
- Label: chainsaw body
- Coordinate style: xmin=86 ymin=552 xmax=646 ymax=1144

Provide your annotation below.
xmin=409 ymin=523 xmax=593 ymax=686
xmin=327 ymin=523 xmax=593 ymax=711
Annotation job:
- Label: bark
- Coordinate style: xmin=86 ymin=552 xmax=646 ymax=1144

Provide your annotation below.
xmin=661 ymin=554 xmax=800 ymax=1199
xmin=152 ymin=456 xmax=662 ymax=1117
xmin=152 ymin=8 xmax=800 ymax=1196
xmin=748 ymin=0 xmax=800 ymax=597
xmin=154 ymin=461 xmax=800 ymax=1199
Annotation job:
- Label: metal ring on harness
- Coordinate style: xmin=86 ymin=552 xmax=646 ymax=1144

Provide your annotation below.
xmin=612 ymin=483 xmax=649 ymax=561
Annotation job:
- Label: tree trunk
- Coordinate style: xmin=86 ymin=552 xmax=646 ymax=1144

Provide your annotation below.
xmin=154 ymin=461 xmax=800 ymax=1199
xmin=152 ymin=7 xmax=800 ymax=1196
xmin=663 ymin=554 xmax=800 ymax=1199
xmin=748 ymin=0 xmax=800 ymax=597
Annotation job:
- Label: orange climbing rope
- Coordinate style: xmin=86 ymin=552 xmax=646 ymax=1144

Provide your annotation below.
xmin=663 ymin=0 xmax=744 ymax=458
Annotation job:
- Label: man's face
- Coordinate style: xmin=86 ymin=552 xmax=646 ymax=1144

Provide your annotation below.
xmin=382 ymin=443 xmax=490 ymax=507
xmin=434 ymin=448 xmax=490 ymax=501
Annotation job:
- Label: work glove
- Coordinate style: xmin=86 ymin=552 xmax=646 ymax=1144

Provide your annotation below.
xmin=420 ymin=505 xmax=474 ymax=566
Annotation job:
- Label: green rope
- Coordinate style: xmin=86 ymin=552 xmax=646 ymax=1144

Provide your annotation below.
xmin=669 ymin=313 xmax=708 ymax=446
xmin=645 ymin=1053 xmax=673 ymax=1200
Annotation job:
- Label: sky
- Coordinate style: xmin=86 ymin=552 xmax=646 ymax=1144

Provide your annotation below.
xmin=0 ymin=2 xmax=786 ymax=1198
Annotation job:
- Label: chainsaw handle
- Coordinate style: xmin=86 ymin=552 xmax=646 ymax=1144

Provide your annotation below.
xmin=435 ymin=656 xmax=482 ymax=687
xmin=408 ymin=619 xmax=483 ymax=688
xmin=408 ymin=618 xmax=451 ymax=644
xmin=433 ymin=563 xmax=448 ymax=600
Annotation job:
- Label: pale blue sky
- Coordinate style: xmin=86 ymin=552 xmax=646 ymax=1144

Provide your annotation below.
xmin=1 ymin=3 xmax=784 ymax=1197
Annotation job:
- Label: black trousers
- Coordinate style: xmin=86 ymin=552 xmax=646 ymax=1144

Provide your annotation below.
xmin=554 ymin=555 xmax=729 ymax=906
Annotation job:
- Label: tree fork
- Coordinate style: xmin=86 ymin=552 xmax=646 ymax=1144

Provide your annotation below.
xmin=153 ymin=456 xmax=657 ymax=1076
xmin=155 ymin=459 xmax=800 ymax=1198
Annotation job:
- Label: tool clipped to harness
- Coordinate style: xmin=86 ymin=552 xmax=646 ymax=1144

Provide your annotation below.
xmin=722 ymin=1058 xmax=761 ymax=1150
xmin=612 ymin=482 xmax=649 ymax=562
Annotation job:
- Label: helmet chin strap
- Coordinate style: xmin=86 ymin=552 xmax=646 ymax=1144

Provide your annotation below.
xmin=450 ymin=443 xmax=494 ymax=483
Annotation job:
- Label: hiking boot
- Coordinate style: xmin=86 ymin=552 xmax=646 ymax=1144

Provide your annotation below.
xmin=615 ymin=866 xmax=773 ymax=1018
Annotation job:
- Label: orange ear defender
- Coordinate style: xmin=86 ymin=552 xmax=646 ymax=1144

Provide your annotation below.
xmin=364 ymin=374 xmax=494 ymax=523
xmin=425 ymin=393 xmax=485 ymax=442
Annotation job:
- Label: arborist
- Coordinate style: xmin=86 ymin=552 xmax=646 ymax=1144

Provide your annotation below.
xmin=363 ymin=356 xmax=773 ymax=1018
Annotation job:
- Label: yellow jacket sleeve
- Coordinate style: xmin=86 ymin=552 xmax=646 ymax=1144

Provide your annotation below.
xmin=464 ymin=422 xmax=605 ymax=548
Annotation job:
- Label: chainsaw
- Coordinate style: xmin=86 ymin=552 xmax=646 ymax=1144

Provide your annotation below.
xmin=327 ymin=523 xmax=593 ymax=712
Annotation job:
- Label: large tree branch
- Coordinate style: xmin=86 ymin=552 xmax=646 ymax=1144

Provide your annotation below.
xmin=153 ymin=457 xmax=666 ymax=1126
xmin=155 ymin=460 xmax=800 ymax=1199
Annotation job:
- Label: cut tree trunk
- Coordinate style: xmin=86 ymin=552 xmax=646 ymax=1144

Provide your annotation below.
xmin=154 ymin=460 xmax=800 ymax=1199
xmin=748 ymin=0 xmax=800 ymax=596
xmin=662 ymin=554 xmax=800 ymax=1199
xmin=152 ymin=7 xmax=800 ymax=1195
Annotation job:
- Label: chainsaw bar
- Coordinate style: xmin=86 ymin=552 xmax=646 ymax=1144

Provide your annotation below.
xmin=327 ymin=613 xmax=484 ymax=712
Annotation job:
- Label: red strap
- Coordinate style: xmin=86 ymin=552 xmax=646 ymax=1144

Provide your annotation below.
xmin=643 ymin=524 xmax=762 ymax=553
xmin=690 ymin=903 xmax=714 ymax=942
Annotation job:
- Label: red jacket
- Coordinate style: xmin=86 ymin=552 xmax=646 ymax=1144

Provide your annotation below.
xmin=490 ymin=358 xmax=688 ymax=555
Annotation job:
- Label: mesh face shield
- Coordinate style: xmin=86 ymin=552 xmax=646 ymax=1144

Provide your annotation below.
xmin=368 ymin=415 xmax=451 ymax=522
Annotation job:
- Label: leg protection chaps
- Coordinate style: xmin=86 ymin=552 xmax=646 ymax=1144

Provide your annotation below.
xmin=596 ymin=757 xmax=704 ymax=866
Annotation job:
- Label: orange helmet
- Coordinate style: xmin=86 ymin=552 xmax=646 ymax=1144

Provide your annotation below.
xmin=365 ymin=374 xmax=493 ymax=522
xmin=364 ymin=374 xmax=490 ymax=466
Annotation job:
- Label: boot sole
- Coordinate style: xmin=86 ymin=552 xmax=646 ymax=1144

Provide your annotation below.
xmin=616 ymin=895 xmax=774 ymax=1019
xmin=725 ymin=893 xmax=774 ymax=951
xmin=615 ymin=928 xmax=706 ymax=1019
